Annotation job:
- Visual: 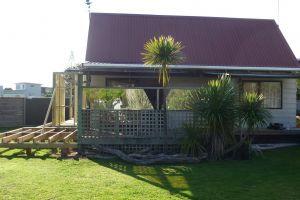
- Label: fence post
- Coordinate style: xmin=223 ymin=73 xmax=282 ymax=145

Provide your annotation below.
xmin=77 ymin=74 xmax=84 ymax=153
xmin=23 ymin=98 xmax=26 ymax=126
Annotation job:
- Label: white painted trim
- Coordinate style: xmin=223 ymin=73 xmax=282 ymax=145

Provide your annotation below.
xmin=83 ymin=63 xmax=300 ymax=72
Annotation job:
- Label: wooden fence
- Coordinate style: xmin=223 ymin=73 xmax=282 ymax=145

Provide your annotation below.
xmin=0 ymin=97 xmax=70 ymax=127
xmin=0 ymin=98 xmax=25 ymax=127
xmin=78 ymin=109 xmax=193 ymax=147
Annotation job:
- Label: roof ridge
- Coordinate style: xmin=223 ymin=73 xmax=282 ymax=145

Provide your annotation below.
xmin=90 ymin=12 xmax=276 ymax=22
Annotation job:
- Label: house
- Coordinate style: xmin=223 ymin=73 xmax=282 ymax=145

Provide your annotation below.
xmin=66 ymin=13 xmax=300 ymax=150
xmin=3 ymin=82 xmax=42 ymax=98
xmin=16 ymin=82 xmax=42 ymax=97
xmin=41 ymin=87 xmax=53 ymax=97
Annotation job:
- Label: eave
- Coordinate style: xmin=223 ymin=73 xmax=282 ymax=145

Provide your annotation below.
xmin=82 ymin=63 xmax=300 ymax=72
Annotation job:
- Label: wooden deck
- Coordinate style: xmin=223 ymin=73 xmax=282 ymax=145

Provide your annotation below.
xmin=0 ymin=127 xmax=77 ymax=150
xmin=251 ymin=129 xmax=300 ymax=144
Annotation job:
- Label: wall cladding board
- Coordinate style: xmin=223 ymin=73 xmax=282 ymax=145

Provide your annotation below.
xmin=267 ymin=79 xmax=297 ymax=128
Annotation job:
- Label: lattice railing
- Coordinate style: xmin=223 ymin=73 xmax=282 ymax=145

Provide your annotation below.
xmin=79 ymin=109 xmax=193 ymax=144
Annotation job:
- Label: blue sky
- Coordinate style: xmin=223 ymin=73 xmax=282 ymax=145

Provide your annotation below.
xmin=0 ymin=0 xmax=299 ymax=88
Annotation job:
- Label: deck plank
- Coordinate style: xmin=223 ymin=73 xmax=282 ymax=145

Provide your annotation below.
xmin=18 ymin=129 xmax=43 ymax=143
xmin=33 ymin=129 xmax=55 ymax=143
xmin=0 ymin=142 xmax=77 ymax=149
xmin=2 ymin=129 xmax=32 ymax=143
xmin=48 ymin=130 xmax=67 ymax=143
xmin=0 ymin=128 xmax=24 ymax=139
xmin=63 ymin=130 xmax=77 ymax=142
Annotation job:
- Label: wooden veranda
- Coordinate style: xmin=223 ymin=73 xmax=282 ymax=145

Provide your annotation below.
xmin=73 ymin=63 xmax=300 ymax=153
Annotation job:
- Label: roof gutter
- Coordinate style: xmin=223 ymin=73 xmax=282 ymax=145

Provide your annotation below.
xmin=83 ymin=63 xmax=300 ymax=72
xmin=204 ymin=72 xmax=300 ymax=78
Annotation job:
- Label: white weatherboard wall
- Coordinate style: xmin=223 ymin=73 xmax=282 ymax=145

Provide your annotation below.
xmin=15 ymin=83 xmax=42 ymax=97
xmin=268 ymin=79 xmax=297 ymax=128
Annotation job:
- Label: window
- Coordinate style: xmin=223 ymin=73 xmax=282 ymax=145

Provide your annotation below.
xmin=243 ymin=81 xmax=282 ymax=109
xmin=243 ymin=82 xmax=258 ymax=93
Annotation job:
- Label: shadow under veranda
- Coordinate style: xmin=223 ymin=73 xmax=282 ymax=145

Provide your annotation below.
xmin=89 ymin=157 xmax=199 ymax=199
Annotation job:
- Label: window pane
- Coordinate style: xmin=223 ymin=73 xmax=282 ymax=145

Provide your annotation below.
xmin=243 ymin=82 xmax=259 ymax=93
xmin=261 ymin=82 xmax=281 ymax=108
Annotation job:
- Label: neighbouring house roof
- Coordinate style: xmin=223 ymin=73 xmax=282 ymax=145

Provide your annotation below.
xmin=86 ymin=13 xmax=299 ymax=68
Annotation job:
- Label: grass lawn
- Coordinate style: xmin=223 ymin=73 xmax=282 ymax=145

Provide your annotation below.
xmin=0 ymin=147 xmax=300 ymax=200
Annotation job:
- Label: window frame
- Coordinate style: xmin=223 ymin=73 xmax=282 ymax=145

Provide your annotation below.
xmin=242 ymin=80 xmax=282 ymax=110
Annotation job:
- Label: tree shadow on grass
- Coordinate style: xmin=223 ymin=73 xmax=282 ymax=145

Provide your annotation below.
xmin=0 ymin=148 xmax=54 ymax=160
xmin=89 ymin=158 xmax=199 ymax=199
xmin=0 ymin=148 xmax=12 ymax=154
xmin=88 ymin=148 xmax=300 ymax=200
xmin=0 ymin=148 xmax=81 ymax=161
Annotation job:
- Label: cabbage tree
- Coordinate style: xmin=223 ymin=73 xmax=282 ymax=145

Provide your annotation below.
xmin=185 ymin=74 xmax=238 ymax=160
xmin=142 ymin=35 xmax=185 ymax=87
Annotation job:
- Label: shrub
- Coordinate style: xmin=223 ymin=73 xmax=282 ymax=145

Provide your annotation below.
xmin=181 ymin=123 xmax=208 ymax=157
xmin=184 ymin=74 xmax=238 ymax=160
xmin=239 ymin=92 xmax=271 ymax=138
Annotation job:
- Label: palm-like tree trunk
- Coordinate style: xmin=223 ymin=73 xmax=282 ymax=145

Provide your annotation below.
xmin=163 ymin=89 xmax=168 ymax=152
xmin=159 ymin=63 xmax=169 ymax=152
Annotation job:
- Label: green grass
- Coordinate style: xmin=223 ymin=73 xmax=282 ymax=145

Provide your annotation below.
xmin=0 ymin=147 xmax=300 ymax=200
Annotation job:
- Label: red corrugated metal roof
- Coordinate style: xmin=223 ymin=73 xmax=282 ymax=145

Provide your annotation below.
xmin=86 ymin=13 xmax=299 ymax=67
